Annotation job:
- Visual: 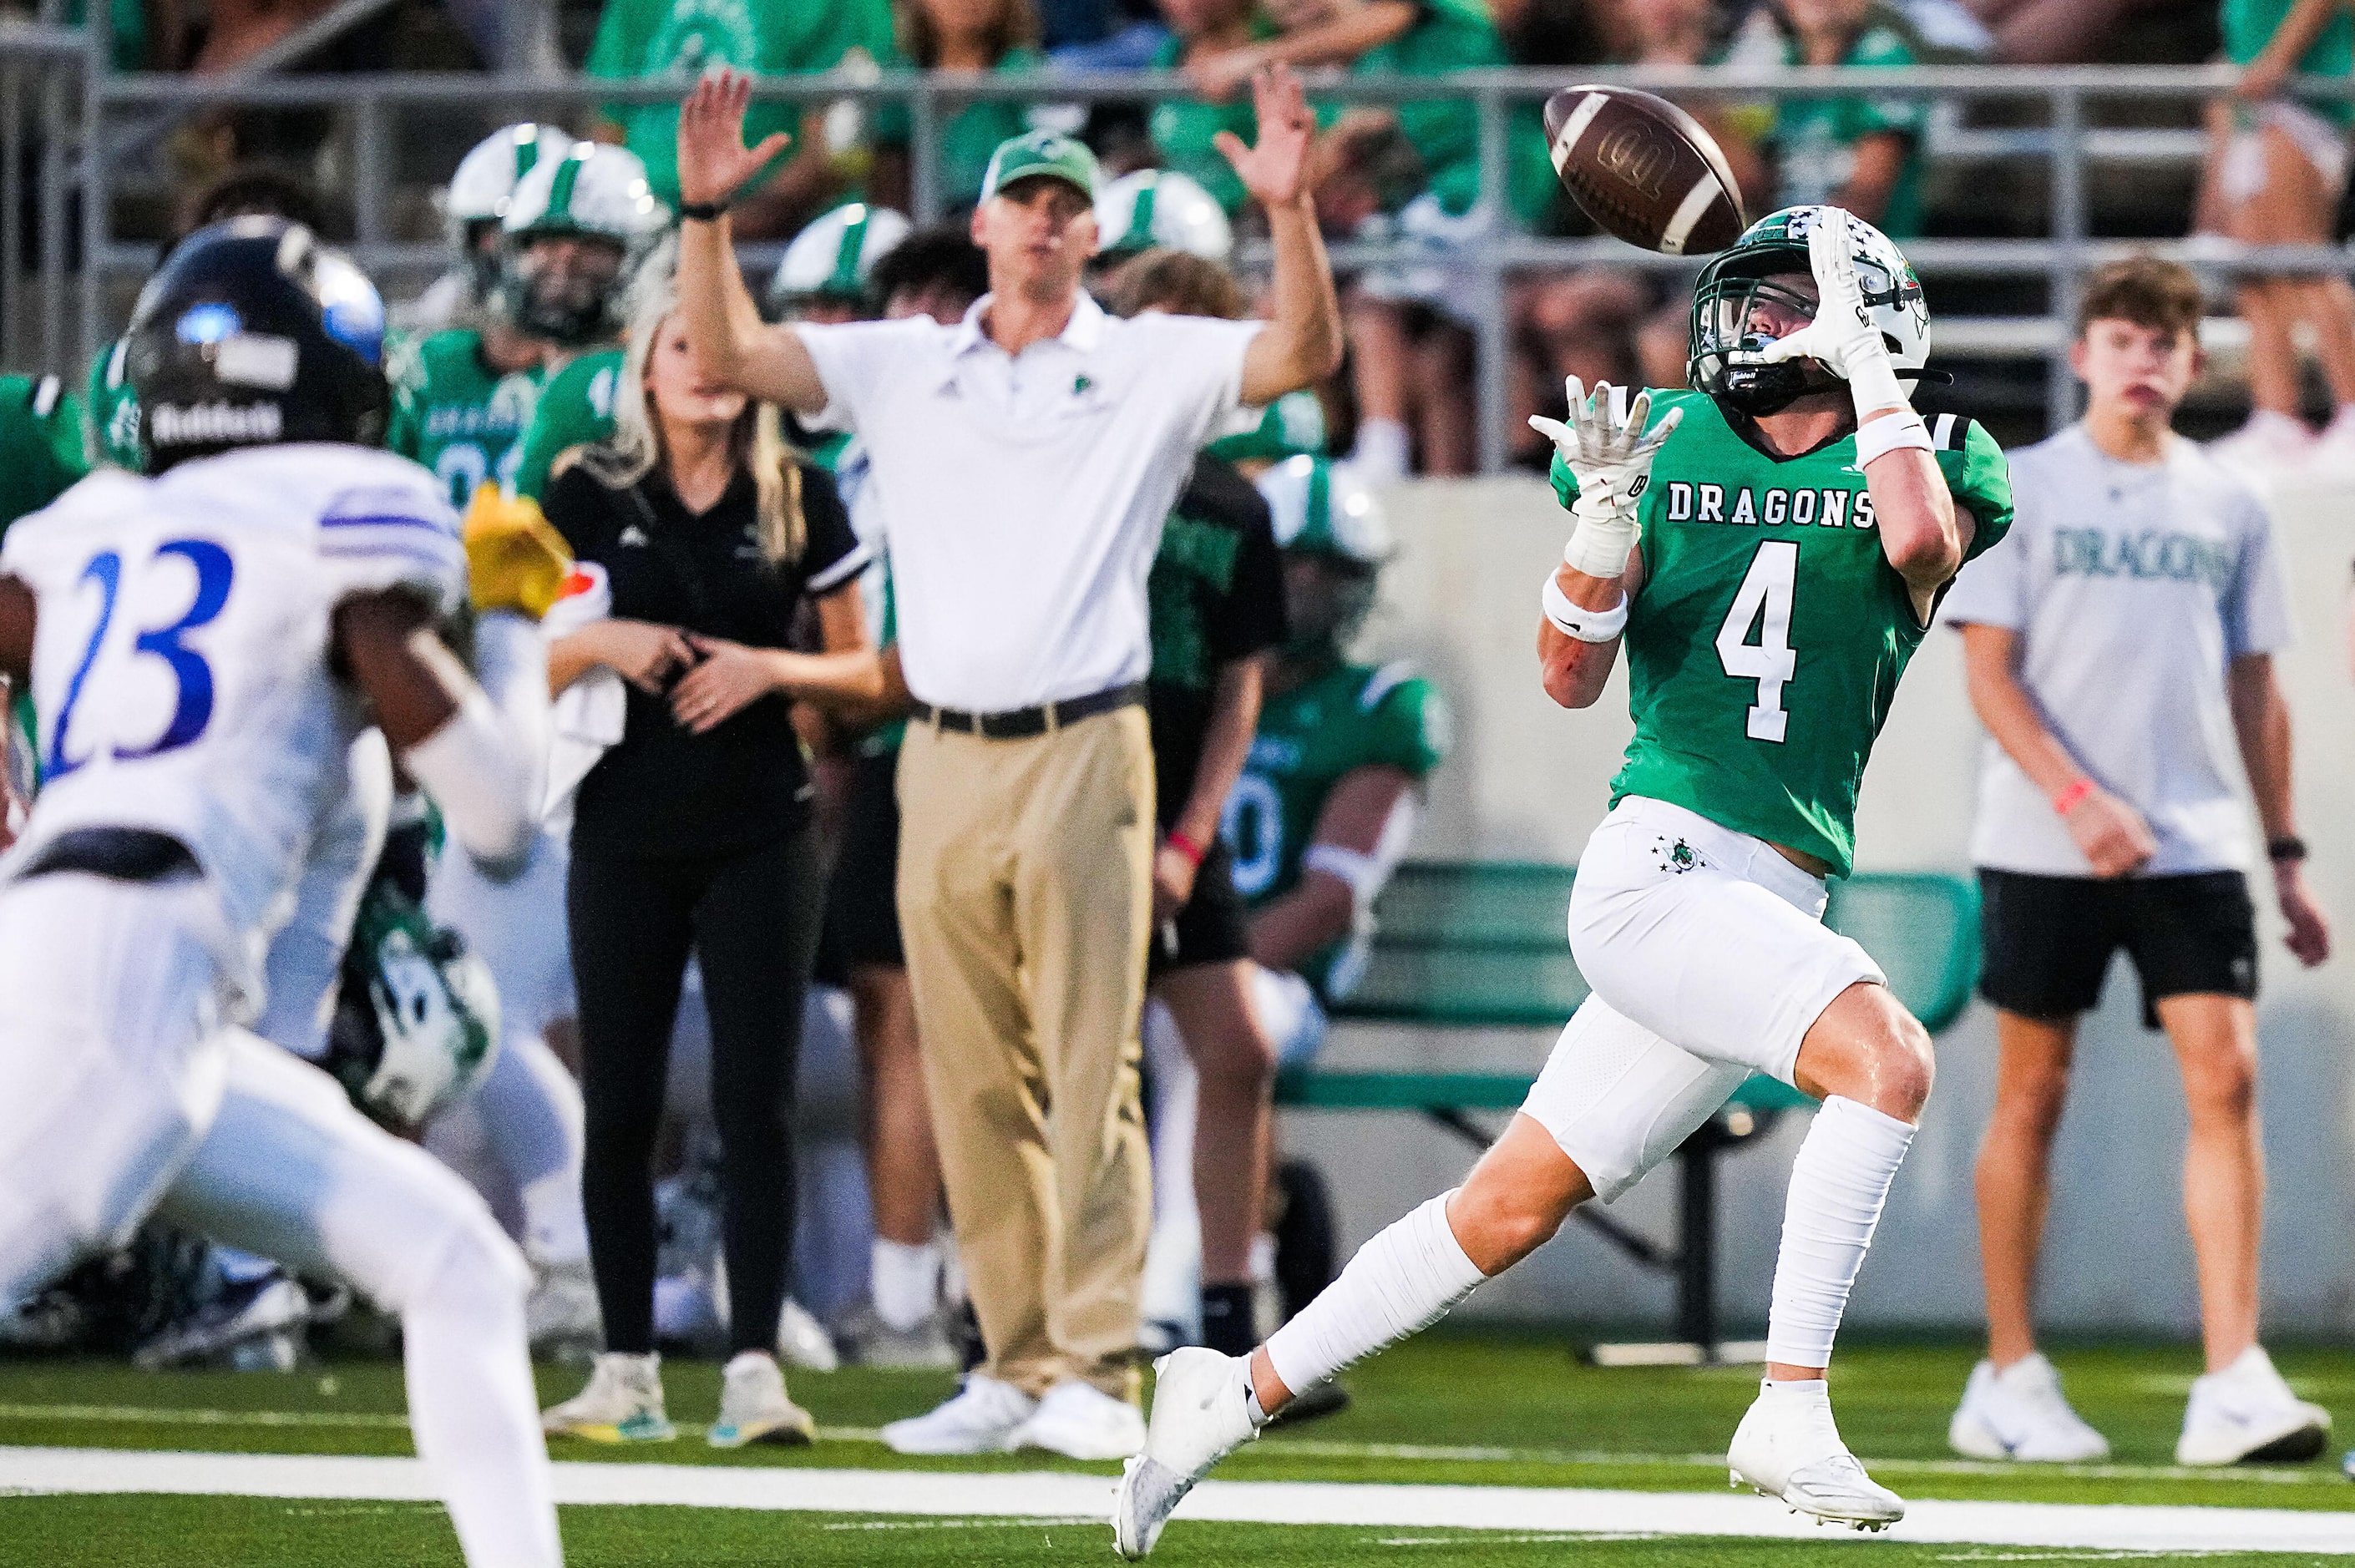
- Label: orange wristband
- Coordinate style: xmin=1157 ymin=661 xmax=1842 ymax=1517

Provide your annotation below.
xmin=2050 ymin=778 xmax=2093 ymax=816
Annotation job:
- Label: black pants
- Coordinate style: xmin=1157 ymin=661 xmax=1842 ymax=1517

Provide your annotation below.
xmin=569 ymin=819 xmax=823 ymax=1357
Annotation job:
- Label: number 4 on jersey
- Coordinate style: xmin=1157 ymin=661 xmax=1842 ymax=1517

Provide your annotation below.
xmin=1714 ymin=540 xmax=1796 ymax=743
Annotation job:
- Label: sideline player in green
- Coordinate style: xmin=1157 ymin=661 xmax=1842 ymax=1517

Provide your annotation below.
xmin=388 ymin=124 xmax=575 ymax=508
xmin=0 ymin=372 xmax=87 ymax=847
xmin=504 ymin=144 xmax=671 ymax=503
xmin=1113 ymin=205 xmax=2013 ymax=1555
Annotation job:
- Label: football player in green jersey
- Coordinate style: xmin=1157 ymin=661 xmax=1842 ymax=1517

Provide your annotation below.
xmin=1115 ymin=206 xmax=2013 ymax=1558
xmin=0 ymin=373 xmax=86 ymax=849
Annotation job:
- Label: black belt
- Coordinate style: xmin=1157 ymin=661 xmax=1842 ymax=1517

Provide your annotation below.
xmin=19 ymin=827 xmax=200 ymax=883
xmin=910 ymin=681 xmax=1146 ymax=740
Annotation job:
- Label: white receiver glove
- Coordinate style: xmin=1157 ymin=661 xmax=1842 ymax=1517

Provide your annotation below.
xmin=1527 ymin=377 xmax=1682 ymax=579
xmin=1753 ymin=206 xmax=1909 ymax=419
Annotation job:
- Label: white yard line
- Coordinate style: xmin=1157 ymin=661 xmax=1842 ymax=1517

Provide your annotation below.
xmin=0 ymin=1447 xmax=2350 ymax=1553
xmin=0 ymin=1404 xmax=2337 ymax=1489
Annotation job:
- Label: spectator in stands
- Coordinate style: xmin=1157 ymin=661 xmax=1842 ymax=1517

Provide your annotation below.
xmin=585 ymin=0 xmax=905 ymax=237
xmin=898 ymin=0 xmax=1051 ymax=213
xmin=674 ymin=67 xmax=1341 ymax=1458
xmin=537 ymin=252 xmax=883 ymax=1449
xmin=1721 ymin=0 xmax=1933 ymax=238
xmin=2207 ymin=0 xmax=2355 ymax=470
xmin=1942 ymin=257 xmax=2332 ymax=1468
xmin=1097 ymin=249 xmax=1291 ymax=1365
xmin=1961 ymin=0 xmax=2171 ymax=63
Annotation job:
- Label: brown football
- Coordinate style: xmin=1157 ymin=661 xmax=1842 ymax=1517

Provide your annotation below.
xmin=1542 ymin=85 xmax=1748 ymax=256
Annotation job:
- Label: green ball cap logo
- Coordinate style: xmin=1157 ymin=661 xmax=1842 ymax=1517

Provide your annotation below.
xmin=981 ymin=130 xmax=1101 ymax=202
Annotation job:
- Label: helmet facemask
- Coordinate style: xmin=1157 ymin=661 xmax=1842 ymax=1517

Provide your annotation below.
xmin=1282 ymin=552 xmax=1380 ymax=657
xmin=1689 ymin=209 xmax=1929 ymax=419
xmin=499 ymin=230 xmax=627 ymax=346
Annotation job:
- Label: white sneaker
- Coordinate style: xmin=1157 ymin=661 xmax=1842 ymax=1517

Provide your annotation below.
xmin=541 ymin=1351 xmax=676 ymax=1443
xmin=1015 ymin=1378 xmax=1147 ymax=1461
xmin=1727 ymin=1379 xmax=1904 ymax=1530
xmin=880 ymin=1374 xmax=1036 ymax=1455
xmin=708 ymin=1351 xmax=816 ymax=1449
xmin=1113 ymin=1348 xmax=1259 ymax=1559
xmin=524 ymin=1255 xmax=601 ymax=1362
xmin=1948 ymin=1353 xmax=2109 ymax=1462
xmin=776 ymin=1297 xmax=840 ymax=1372
xmin=2208 ymin=409 xmax=2313 ymax=473
xmin=2177 ymin=1345 xmax=2332 ymax=1465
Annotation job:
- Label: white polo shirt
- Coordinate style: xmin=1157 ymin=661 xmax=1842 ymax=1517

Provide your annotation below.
xmin=1940 ymin=424 xmax=2293 ymax=878
xmin=798 ymin=292 xmax=1263 ymax=714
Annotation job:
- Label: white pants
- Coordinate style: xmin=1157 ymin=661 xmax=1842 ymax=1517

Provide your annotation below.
xmin=1522 ymin=797 xmax=1882 ymax=1203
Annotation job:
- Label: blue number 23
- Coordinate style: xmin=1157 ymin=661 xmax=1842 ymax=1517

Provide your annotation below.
xmin=46 ymin=538 xmax=235 ymax=779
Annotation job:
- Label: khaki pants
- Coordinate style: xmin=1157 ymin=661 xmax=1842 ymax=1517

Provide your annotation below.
xmin=895 ymin=705 xmax=1155 ymax=1399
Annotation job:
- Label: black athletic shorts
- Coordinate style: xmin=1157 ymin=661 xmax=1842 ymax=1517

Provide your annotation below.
xmin=1148 ymin=839 xmax=1252 ymax=982
xmin=1977 ymin=868 xmax=2257 ymax=1028
xmin=815 ymin=746 xmax=904 ymax=984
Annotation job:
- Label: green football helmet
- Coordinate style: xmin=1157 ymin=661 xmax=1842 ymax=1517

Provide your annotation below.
xmin=323 ymin=877 xmax=500 ymax=1131
xmin=1688 ymin=205 xmax=1930 ymax=417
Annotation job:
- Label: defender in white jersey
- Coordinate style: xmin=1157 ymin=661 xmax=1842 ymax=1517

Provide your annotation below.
xmin=0 ymin=219 xmax=559 ymax=1568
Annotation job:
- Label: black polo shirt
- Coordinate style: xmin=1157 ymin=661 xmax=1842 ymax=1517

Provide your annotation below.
xmin=1146 ymin=453 xmax=1289 ymax=829
xmin=547 ymin=457 xmax=868 ymax=859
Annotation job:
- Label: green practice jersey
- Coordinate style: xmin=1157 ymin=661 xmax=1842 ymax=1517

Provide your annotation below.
xmin=85 ymin=337 xmax=142 ymax=472
xmin=387 ymin=329 xmax=544 ymax=508
xmin=1766 ymin=17 xmax=1931 ymax=237
xmin=1223 ymin=660 xmax=1450 ymax=994
xmin=1551 ymin=391 xmax=2013 ymax=877
xmin=513 ymin=349 xmax=624 ymax=503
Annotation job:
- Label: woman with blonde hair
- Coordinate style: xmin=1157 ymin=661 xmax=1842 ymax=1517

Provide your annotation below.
xmin=537 ymin=240 xmax=881 ymax=1449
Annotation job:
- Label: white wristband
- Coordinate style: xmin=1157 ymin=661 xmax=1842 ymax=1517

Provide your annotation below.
xmin=1542 ymin=572 xmax=1629 ymax=643
xmin=1854 ymin=409 xmax=1933 ymax=468
xmin=1845 ymin=350 xmax=1909 ymax=424
xmin=402 ymin=688 xmax=534 ymax=878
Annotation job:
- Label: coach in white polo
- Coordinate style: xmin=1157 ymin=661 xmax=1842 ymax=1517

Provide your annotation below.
xmin=673 ymin=68 xmax=1341 ymax=1457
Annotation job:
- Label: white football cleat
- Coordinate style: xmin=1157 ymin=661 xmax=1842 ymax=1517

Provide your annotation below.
xmin=775 ymin=1297 xmax=840 ymax=1372
xmin=2177 ymin=1346 xmax=2332 ymax=1465
xmin=1113 ymin=1348 xmax=1260 ymax=1560
xmin=879 ymin=1374 xmax=1036 ymax=1456
xmin=1948 ymin=1353 xmax=2110 ymax=1462
xmin=1727 ymin=1379 xmax=1904 ymax=1530
xmin=1014 ymin=1378 xmax=1147 ymax=1460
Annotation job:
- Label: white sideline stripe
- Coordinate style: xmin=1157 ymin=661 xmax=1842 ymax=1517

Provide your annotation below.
xmin=0 ymin=1405 xmax=2338 ymax=1488
xmin=0 ymin=1448 xmax=2352 ymax=1552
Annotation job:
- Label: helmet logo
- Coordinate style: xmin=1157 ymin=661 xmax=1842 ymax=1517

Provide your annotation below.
xmin=1596 ymin=121 xmax=1672 ymax=199
xmin=149 ymin=401 xmax=284 ymax=445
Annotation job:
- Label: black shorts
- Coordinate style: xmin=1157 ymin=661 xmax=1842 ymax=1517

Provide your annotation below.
xmin=1147 ymin=839 xmax=1252 ymax=982
xmin=815 ymin=747 xmax=904 ymax=984
xmin=1977 ymin=868 xmax=2258 ymax=1028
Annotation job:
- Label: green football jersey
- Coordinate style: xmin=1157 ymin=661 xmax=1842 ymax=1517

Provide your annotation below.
xmin=1222 ymin=659 xmax=1450 ymax=994
xmin=1550 ymin=390 xmax=2013 ymax=877
xmin=0 ymin=373 xmax=89 ymax=535
xmin=84 ymin=337 xmax=142 ymax=472
xmin=513 ymin=349 xmax=624 ymax=503
xmin=387 ymin=329 xmax=544 ymax=508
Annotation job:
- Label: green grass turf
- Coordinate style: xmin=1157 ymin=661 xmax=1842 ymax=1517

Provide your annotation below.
xmin=5 ymin=1333 xmax=2353 ymax=1510
xmin=0 ymin=1496 xmax=2342 ymax=1568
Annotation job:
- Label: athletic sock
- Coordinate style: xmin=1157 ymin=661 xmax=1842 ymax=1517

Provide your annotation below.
xmin=1350 ymin=417 xmax=1411 ymax=484
xmin=1765 ymin=1095 xmax=1916 ymax=1369
xmin=871 ymin=1237 xmax=942 ymax=1333
xmin=1263 ymin=1191 xmax=1486 ymax=1399
xmin=403 ymin=1228 xmax=561 ymax=1568
xmin=1200 ymin=1282 xmax=1257 ymax=1357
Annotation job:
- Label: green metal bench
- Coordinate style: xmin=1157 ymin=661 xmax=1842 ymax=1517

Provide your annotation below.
xmin=1272 ymin=860 xmax=1979 ymax=1358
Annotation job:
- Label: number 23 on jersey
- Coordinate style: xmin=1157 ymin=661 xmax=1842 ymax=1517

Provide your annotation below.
xmin=45 ymin=536 xmax=233 ymax=779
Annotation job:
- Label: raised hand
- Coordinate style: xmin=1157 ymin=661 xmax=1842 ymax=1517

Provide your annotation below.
xmin=1213 ymin=64 xmax=1315 ymax=210
xmin=1529 ymin=376 xmax=1683 ymax=515
xmin=1753 ymin=207 xmax=1876 ymax=381
xmin=676 ymin=68 xmax=793 ymax=210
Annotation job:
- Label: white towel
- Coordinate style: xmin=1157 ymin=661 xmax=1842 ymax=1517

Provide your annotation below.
xmin=540 ymin=561 xmax=624 ymax=829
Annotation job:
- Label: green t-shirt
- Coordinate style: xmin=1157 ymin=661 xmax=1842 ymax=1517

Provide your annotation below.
xmin=2226 ymin=0 xmax=2355 ymax=126
xmin=1768 ymin=21 xmax=1931 ymax=238
xmin=84 ymin=338 xmax=142 ymax=473
xmin=1148 ymin=33 xmax=1263 ymax=216
xmin=585 ymin=0 xmax=898 ymax=205
xmin=1350 ymin=0 xmax=1554 ymax=221
xmin=1205 ymin=391 xmax=1329 ymax=468
xmin=1222 ymin=659 xmax=1450 ymax=995
xmin=387 ymin=329 xmax=545 ymax=508
xmin=936 ymin=49 xmax=1047 ymax=210
xmin=1550 ymin=391 xmax=2013 ymax=878
xmin=512 ymin=349 xmax=625 ymax=503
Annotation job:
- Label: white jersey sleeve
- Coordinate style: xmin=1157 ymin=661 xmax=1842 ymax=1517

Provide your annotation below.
xmin=312 ymin=461 xmax=468 ymax=618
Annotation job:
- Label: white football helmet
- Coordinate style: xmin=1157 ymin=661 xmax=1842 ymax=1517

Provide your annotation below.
xmin=446 ymin=124 xmax=570 ymax=263
xmin=499 ymin=142 xmax=670 ymax=345
xmin=1094 ymin=169 xmax=1233 ymax=263
xmin=765 ymin=203 xmax=912 ymax=317
xmin=1256 ymin=453 xmax=1391 ymax=565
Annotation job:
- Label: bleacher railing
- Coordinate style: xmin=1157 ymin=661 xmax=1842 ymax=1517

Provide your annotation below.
xmin=3 ymin=28 xmax=2346 ymax=471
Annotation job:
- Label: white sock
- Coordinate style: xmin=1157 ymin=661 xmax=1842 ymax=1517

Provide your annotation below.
xmin=403 ymin=1227 xmax=561 ymax=1568
xmin=871 ymin=1237 xmax=942 ymax=1333
xmin=1264 ymin=1191 xmax=1486 ymax=1397
xmin=1350 ymin=417 xmax=1411 ymax=484
xmin=1766 ymin=1096 xmax=1915 ymax=1369
xmin=475 ymin=1032 xmax=588 ymax=1262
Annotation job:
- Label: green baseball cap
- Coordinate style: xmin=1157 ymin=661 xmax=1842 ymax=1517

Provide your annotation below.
xmin=980 ymin=129 xmax=1101 ymax=202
